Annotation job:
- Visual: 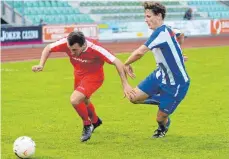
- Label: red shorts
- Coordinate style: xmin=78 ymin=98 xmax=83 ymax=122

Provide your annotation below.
xmin=74 ymin=75 xmax=103 ymax=98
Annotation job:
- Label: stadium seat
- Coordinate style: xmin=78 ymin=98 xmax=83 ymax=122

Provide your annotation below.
xmin=38 ymin=1 xmax=45 ymax=7
xmin=85 ymin=0 xmax=207 ymax=21
xmin=44 ymin=1 xmax=51 ymax=7
xmin=50 ymin=1 xmax=58 ymax=7
xmin=4 ymin=0 xmax=94 ymax=24
xmin=187 ymin=0 xmax=229 ymax=19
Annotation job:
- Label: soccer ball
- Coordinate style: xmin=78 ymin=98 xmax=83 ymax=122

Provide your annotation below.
xmin=13 ymin=136 xmax=36 ymax=158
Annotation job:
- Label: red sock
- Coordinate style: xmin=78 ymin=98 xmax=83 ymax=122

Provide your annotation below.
xmin=74 ymin=102 xmax=91 ymax=125
xmin=87 ymin=103 xmax=98 ymax=124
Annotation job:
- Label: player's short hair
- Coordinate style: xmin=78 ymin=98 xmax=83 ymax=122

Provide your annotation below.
xmin=143 ymin=1 xmax=166 ymax=20
xmin=67 ymin=31 xmax=85 ymax=47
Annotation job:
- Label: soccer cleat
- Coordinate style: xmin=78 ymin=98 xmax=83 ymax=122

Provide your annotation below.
xmin=152 ymin=118 xmax=171 ymax=138
xmin=152 ymin=128 xmax=168 ymax=138
xmin=81 ymin=124 xmax=93 ymax=142
xmin=92 ymin=117 xmax=102 ymax=132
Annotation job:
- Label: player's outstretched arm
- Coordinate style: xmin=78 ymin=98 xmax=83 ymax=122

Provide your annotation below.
xmin=124 ymin=45 xmax=149 ymax=78
xmin=125 ymin=45 xmax=149 ymax=65
xmin=112 ymin=58 xmax=136 ymax=100
xmin=32 ymin=44 xmax=52 ymax=72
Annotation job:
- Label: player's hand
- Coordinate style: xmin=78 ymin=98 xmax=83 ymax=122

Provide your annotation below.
xmin=183 ymin=54 xmax=188 ymax=62
xmin=32 ymin=65 xmax=43 ymax=72
xmin=123 ymin=84 xmax=136 ymax=100
xmin=124 ymin=64 xmax=136 ymax=79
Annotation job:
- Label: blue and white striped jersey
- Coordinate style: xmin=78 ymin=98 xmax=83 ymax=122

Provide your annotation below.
xmin=144 ymin=25 xmax=189 ymax=86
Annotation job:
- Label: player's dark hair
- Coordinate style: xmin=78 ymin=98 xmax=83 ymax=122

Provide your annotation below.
xmin=143 ymin=1 xmax=166 ymax=20
xmin=67 ymin=31 xmax=85 ymax=47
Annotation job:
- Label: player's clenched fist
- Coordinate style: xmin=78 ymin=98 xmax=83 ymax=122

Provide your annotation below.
xmin=32 ymin=65 xmax=43 ymax=72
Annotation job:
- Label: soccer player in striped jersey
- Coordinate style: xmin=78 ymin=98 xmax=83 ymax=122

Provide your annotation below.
xmin=32 ymin=31 xmax=132 ymax=142
xmin=124 ymin=2 xmax=190 ymax=138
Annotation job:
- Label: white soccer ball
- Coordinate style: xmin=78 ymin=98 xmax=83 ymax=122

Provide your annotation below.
xmin=13 ymin=136 xmax=36 ymax=158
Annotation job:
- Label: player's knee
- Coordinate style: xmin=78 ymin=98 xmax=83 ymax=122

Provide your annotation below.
xmin=130 ymin=98 xmax=138 ymax=104
xmin=70 ymin=96 xmax=80 ymax=106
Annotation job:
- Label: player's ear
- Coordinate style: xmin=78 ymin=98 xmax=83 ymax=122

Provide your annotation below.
xmin=157 ymin=13 xmax=163 ymax=20
xmin=82 ymin=42 xmax=86 ymax=48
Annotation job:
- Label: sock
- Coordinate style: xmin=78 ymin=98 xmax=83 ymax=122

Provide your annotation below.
xmin=158 ymin=123 xmax=166 ymax=131
xmin=158 ymin=117 xmax=171 ymax=131
xmin=166 ymin=117 xmax=171 ymax=129
xmin=74 ymin=102 xmax=91 ymax=126
xmin=87 ymin=102 xmax=98 ymax=124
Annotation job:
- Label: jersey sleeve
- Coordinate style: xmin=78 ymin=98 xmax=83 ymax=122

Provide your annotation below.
xmin=92 ymin=43 xmax=116 ymax=64
xmin=144 ymin=29 xmax=165 ymax=50
xmin=49 ymin=37 xmax=68 ymax=53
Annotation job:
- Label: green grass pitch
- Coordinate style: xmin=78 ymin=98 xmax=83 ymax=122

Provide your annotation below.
xmin=2 ymin=46 xmax=229 ymax=159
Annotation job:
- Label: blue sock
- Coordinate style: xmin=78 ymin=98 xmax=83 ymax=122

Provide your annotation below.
xmin=166 ymin=117 xmax=171 ymax=129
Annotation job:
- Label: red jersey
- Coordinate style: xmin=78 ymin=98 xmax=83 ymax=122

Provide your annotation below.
xmin=49 ymin=38 xmax=116 ymax=80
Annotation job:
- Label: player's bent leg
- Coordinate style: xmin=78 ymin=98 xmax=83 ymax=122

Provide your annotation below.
xmin=70 ymin=90 xmax=90 ymax=125
xmin=139 ymin=94 xmax=160 ymax=105
xmin=132 ymin=71 xmax=161 ymax=105
xmin=91 ymin=116 xmax=102 ymax=133
xmin=129 ymin=87 xmax=149 ymax=104
xmin=84 ymin=99 xmax=96 ymax=122
xmin=70 ymin=90 xmax=87 ymax=106
xmin=153 ymin=110 xmax=170 ymax=138
xmin=70 ymin=90 xmax=93 ymax=142
xmin=156 ymin=110 xmax=169 ymax=126
xmin=85 ymin=99 xmax=98 ymax=123
xmin=152 ymin=94 xmax=181 ymax=138
xmin=85 ymin=99 xmax=102 ymax=132
xmin=129 ymin=87 xmax=160 ymax=106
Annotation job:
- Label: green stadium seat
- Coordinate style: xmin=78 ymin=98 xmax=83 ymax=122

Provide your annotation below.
xmin=15 ymin=8 xmax=22 ymax=13
xmin=33 ymin=8 xmax=41 ymax=15
xmin=13 ymin=1 xmax=22 ymax=8
xmin=50 ymin=1 xmax=58 ymax=7
xmin=43 ymin=9 xmax=50 ymax=15
xmin=80 ymin=2 xmax=86 ymax=6
xmin=55 ymin=8 xmax=62 ymax=14
xmin=31 ymin=9 xmax=38 ymax=15
xmin=44 ymin=1 xmax=51 ymax=7
xmin=38 ymin=1 xmax=45 ymax=7
xmin=49 ymin=9 xmax=57 ymax=15
xmin=6 ymin=1 xmax=13 ymax=6
xmin=7 ymin=0 xmax=93 ymax=25
xmin=32 ymin=2 xmax=39 ymax=7
xmin=62 ymin=8 xmax=69 ymax=14
xmin=74 ymin=8 xmax=80 ymax=14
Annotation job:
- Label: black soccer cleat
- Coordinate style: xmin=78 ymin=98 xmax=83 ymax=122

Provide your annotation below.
xmin=152 ymin=118 xmax=171 ymax=138
xmin=81 ymin=125 xmax=93 ymax=142
xmin=152 ymin=128 xmax=168 ymax=138
xmin=92 ymin=117 xmax=102 ymax=132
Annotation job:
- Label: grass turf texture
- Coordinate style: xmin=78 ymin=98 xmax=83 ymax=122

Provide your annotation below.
xmin=2 ymin=46 xmax=229 ymax=159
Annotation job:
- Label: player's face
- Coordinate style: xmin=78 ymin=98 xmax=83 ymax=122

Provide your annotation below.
xmin=144 ymin=9 xmax=161 ymax=30
xmin=68 ymin=43 xmax=84 ymax=56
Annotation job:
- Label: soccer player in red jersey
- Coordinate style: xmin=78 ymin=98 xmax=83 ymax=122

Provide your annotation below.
xmin=32 ymin=31 xmax=132 ymax=142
